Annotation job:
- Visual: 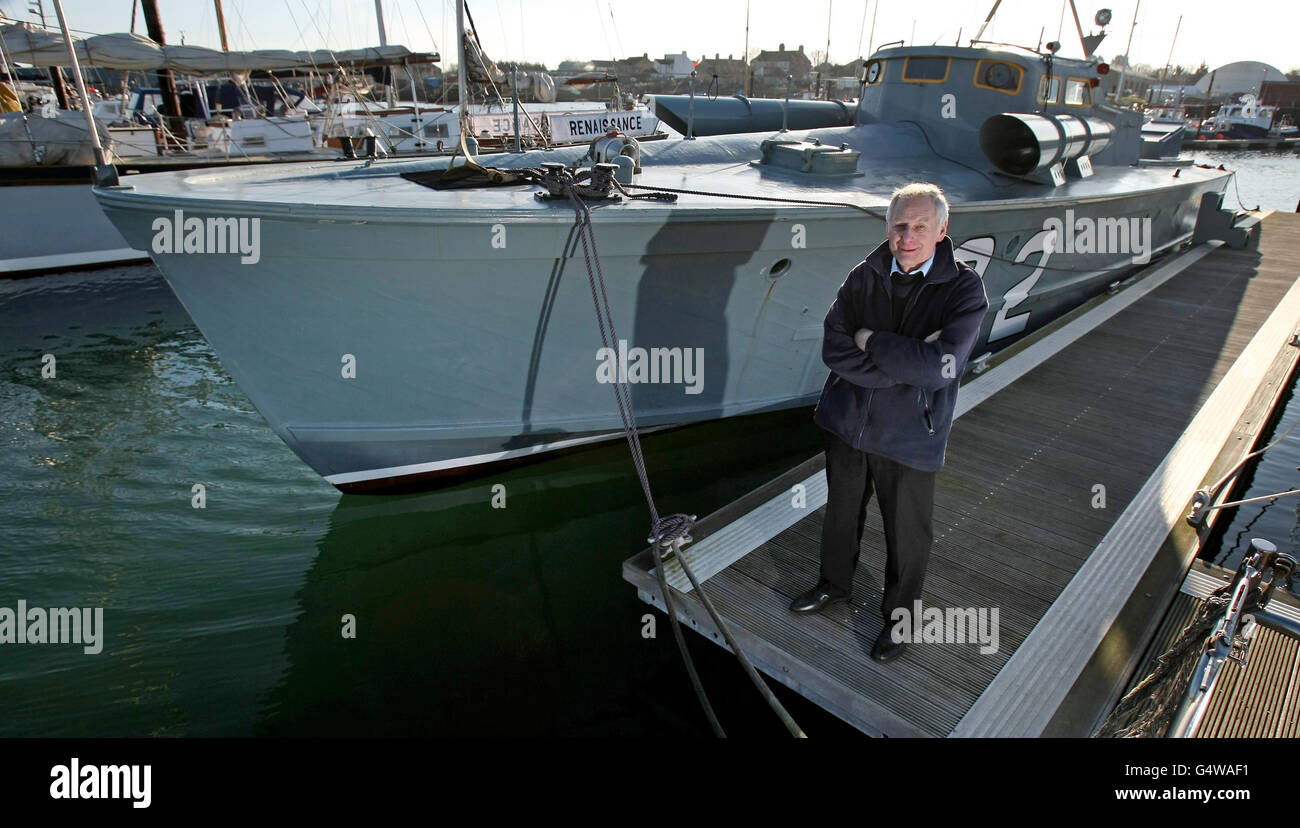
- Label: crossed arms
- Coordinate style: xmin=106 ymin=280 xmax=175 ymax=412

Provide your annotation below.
xmin=822 ymin=265 xmax=989 ymax=390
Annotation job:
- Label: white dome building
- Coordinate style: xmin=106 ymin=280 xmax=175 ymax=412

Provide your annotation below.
xmin=1196 ymin=61 xmax=1288 ymax=98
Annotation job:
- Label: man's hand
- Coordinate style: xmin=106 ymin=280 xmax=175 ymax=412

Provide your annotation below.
xmin=860 ymin=327 xmax=939 ymax=348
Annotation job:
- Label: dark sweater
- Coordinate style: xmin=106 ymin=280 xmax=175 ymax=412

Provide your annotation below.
xmin=812 ymin=237 xmax=990 ymax=471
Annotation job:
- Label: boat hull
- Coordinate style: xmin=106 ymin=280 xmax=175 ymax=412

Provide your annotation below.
xmin=1221 ymin=122 xmax=1270 ymax=139
xmin=97 ymin=176 xmax=1225 ymax=492
xmin=0 ymin=180 xmax=146 ymax=275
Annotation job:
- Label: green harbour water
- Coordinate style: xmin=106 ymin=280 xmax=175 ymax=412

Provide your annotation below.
xmin=0 ymin=264 xmax=853 ymax=735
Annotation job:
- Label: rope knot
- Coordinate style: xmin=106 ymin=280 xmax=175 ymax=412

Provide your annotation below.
xmin=649 ymin=513 xmax=696 ymax=551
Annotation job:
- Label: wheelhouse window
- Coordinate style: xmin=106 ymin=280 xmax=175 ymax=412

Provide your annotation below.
xmin=902 ymin=56 xmax=950 ymax=82
xmin=1064 ymin=78 xmax=1092 ymax=106
xmin=1037 ymin=76 xmax=1061 ymax=104
xmin=974 ymin=60 xmax=1024 ymax=95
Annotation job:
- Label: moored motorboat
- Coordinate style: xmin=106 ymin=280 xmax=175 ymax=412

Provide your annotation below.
xmin=93 ymin=29 xmax=1238 ymax=493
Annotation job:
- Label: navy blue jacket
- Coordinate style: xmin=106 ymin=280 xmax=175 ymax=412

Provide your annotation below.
xmin=813 ymin=236 xmax=989 ymax=471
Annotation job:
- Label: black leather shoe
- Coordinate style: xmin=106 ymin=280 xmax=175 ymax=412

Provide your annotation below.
xmin=871 ymin=629 xmax=907 ymax=663
xmin=789 ymin=582 xmax=848 ymax=613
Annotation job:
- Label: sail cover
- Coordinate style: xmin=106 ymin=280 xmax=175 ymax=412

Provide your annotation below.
xmin=0 ymin=23 xmax=436 ymax=73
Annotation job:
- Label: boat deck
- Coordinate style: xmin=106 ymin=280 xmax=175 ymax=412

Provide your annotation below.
xmin=1130 ymin=562 xmax=1300 ymax=738
xmin=622 ymin=210 xmax=1300 ymax=737
xmin=93 ymin=121 xmax=1228 ymax=218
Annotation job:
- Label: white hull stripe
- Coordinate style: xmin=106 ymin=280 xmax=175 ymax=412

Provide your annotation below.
xmin=0 ymin=247 xmax=148 ymax=274
xmin=321 ymin=428 xmax=664 ymax=485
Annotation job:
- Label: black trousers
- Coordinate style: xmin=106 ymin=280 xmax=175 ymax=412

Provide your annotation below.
xmin=819 ymin=428 xmax=936 ymax=623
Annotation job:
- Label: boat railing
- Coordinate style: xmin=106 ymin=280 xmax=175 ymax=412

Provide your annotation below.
xmin=1167 ymin=539 xmax=1298 ymax=737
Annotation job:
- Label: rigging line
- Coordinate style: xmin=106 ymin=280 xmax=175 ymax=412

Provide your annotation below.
xmin=592 ymin=0 xmax=614 ymax=62
xmin=281 ymin=0 xmax=311 ymax=50
xmin=494 ymin=0 xmax=509 ymax=62
xmin=295 ymin=0 xmax=391 ymax=143
xmin=411 ymin=0 xmax=441 ymax=54
xmin=857 ymin=0 xmax=868 ymax=59
xmin=1203 ymin=391 xmax=1300 ymax=495
xmin=461 ymin=2 xmax=506 ymax=107
xmin=229 ymin=0 xmax=258 ymax=51
xmin=391 ymin=1 xmax=422 ymax=102
xmin=897 ymin=118 xmax=1014 ymax=188
xmin=1230 ymin=170 xmax=1259 ymax=212
xmin=607 ymin=3 xmax=626 ymax=63
xmin=393 ymin=0 xmax=415 ymax=50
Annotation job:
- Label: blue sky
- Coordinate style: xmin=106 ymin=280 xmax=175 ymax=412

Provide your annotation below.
xmin=3 ymin=1 xmax=1295 ymax=72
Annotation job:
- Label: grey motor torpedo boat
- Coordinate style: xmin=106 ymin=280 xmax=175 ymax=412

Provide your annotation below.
xmin=93 ymin=34 xmax=1237 ymax=493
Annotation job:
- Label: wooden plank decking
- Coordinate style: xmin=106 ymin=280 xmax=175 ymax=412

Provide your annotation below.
xmin=623 ymin=211 xmax=1300 ymax=737
xmin=1125 ymin=565 xmax=1300 ymax=737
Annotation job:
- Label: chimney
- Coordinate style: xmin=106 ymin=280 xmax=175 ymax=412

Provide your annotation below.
xmin=798 ymin=44 xmax=804 ymax=53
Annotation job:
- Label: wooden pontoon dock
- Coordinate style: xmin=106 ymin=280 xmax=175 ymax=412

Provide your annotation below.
xmin=623 ymin=211 xmax=1300 ymax=737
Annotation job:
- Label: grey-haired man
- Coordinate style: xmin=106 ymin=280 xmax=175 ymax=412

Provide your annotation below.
xmin=790 ymin=183 xmax=989 ymax=663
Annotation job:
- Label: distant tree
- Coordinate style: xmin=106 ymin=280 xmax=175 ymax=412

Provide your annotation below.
xmin=1288 ymin=68 xmax=1300 ymax=81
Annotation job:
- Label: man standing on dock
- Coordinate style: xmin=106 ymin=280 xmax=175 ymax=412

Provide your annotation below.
xmin=789 ymin=183 xmax=988 ymax=663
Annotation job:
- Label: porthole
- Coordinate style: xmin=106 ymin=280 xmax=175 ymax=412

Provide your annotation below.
xmin=768 ymin=258 xmax=793 ymax=279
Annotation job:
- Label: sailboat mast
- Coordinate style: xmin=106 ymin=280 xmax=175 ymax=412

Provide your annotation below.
xmin=823 ymin=0 xmax=832 ymax=99
xmin=743 ymin=0 xmax=750 ymax=97
xmin=140 ymin=0 xmax=185 ymax=148
xmin=374 ymin=0 xmax=389 ymax=46
xmin=972 ymin=0 xmax=1003 ymax=44
xmin=867 ymin=0 xmax=878 ymax=55
xmin=50 ymin=0 xmax=113 ymax=183
xmin=374 ymin=1 xmax=393 ymax=107
xmin=456 ymin=0 xmax=467 ymax=134
xmin=213 ymin=0 xmax=230 ymax=51
xmin=1112 ymin=0 xmax=1139 ymax=104
xmin=1067 ymin=0 xmax=1087 ymax=55
xmin=1157 ymin=14 xmax=1181 ymax=105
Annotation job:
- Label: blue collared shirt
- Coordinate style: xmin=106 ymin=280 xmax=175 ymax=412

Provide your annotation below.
xmin=890 ymin=250 xmax=936 ymax=279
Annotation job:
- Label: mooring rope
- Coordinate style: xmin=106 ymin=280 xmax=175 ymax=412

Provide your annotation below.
xmin=559 ymin=170 xmax=806 ymax=738
xmin=1094 ymin=583 xmax=1234 ymax=738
